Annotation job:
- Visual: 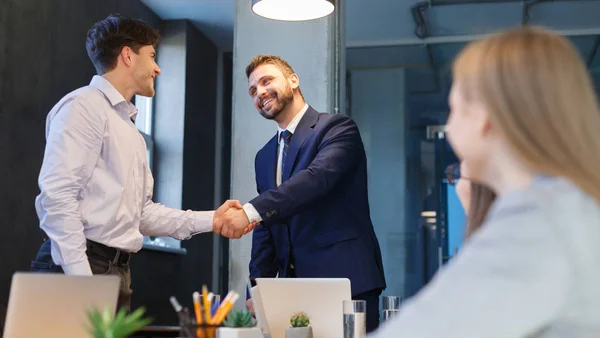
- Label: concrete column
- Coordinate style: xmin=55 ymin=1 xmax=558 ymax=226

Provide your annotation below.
xmin=229 ymin=0 xmax=341 ymax=304
xmin=349 ymin=68 xmax=407 ymax=298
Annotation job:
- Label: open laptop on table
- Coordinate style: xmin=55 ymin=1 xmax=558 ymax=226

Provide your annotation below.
xmin=255 ymin=278 xmax=351 ymax=338
xmin=3 ymin=272 xmax=120 ymax=338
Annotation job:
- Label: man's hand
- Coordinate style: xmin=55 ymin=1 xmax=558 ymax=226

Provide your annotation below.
xmin=219 ymin=208 xmax=251 ymax=238
xmin=213 ymin=200 xmax=258 ymax=239
xmin=213 ymin=200 xmax=243 ymax=238
xmin=215 ymin=199 xmax=243 ymax=218
xmin=246 ymin=298 xmax=255 ymax=317
xmin=242 ymin=223 xmax=259 ymax=235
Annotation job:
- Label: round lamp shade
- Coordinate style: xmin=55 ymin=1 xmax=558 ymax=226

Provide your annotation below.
xmin=251 ymin=0 xmax=335 ymax=21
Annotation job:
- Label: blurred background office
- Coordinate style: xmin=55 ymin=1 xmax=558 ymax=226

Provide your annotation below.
xmin=1 ymin=0 xmax=599 ymax=329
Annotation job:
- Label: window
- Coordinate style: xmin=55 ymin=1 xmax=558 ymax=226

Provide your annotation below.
xmin=134 ymin=95 xmax=154 ymax=170
xmin=134 ymin=95 xmax=185 ymax=254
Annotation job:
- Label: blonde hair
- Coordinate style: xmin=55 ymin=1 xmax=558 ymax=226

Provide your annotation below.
xmin=453 ymin=26 xmax=600 ymax=201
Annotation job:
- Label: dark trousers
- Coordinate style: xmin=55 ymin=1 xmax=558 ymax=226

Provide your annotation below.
xmin=353 ymin=288 xmax=382 ymax=333
xmin=31 ymin=239 xmax=133 ymax=312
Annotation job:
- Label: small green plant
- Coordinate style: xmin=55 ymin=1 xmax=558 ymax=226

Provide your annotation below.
xmin=86 ymin=306 xmax=153 ymax=338
xmin=223 ymin=308 xmax=256 ymax=328
xmin=290 ymin=312 xmax=310 ymax=327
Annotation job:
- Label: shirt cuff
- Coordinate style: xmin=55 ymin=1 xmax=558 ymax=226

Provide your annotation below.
xmin=193 ymin=210 xmax=215 ymax=234
xmin=243 ymin=203 xmax=262 ymax=223
xmin=62 ymin=259 xmax=93 ymax=276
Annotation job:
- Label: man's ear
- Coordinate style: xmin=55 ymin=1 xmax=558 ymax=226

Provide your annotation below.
xmin=120 ymin=46 xmax=133 ymax=66
xmin=288 ymin=73 xmax=299 ymax=90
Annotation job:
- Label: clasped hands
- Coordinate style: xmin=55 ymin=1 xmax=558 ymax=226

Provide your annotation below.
xmin=212 ymin=200 xmax=259 ymax=239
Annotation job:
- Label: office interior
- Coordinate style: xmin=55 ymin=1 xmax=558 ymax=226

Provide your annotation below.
xmin=1 ymin=0 xmax=600 ymax=330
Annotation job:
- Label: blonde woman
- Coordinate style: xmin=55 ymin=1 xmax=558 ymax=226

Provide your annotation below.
xmin=370 ymin=26 xmax=600 ymax=338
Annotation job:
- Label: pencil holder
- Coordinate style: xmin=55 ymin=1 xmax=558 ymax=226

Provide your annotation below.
xmin=179 ymin=323 xmax=220 ymax=338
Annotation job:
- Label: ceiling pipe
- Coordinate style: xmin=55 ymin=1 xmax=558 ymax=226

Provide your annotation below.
xmin=410 ymin=0 xmax=523 ymax=39
xmin=523 ymin=0 xmax=556 ymax=25
xmin=588 ymin=36 xmax=600 ymax=67
xmin=410 ymin=0 xmax=591 ymax=39
xmin=347 ymin=27 xmax=600 ymax=48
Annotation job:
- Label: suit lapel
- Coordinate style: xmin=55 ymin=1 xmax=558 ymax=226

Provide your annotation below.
xmin=264 ymin=134 xmax=279 ymax=189
xmin=282 ymin=107 xmax=319 ymax=182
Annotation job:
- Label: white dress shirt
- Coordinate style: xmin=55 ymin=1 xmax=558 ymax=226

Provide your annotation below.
xmin=35 ymin=76 xmax=214 ymax=276
xmin=243 ymin=104 xmax=308 ymax=223
xmin=370 ymin=176 xmax=600 ymax=338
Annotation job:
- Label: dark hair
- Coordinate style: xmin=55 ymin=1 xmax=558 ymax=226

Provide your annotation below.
xmin=245 ymin=54 xmax=303 ymax=98
xmin=85 ymin=14 xmax=160 ymax=75
xmin=465 ymin=183 xmax=496 ymax=238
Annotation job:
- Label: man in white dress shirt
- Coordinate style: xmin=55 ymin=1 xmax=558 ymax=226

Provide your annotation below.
xmin=30 ymin=14 xmax=244 ymax=311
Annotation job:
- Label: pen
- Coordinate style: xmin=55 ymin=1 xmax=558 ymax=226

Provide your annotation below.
xmin=202 ymin=285 xmax=212 ymax=324
xmin=207 ymin=292 xmax=214 ymax=319
xmin=211 ymin=291 xmax=233 ymax=323
xmin=213 ymin=293 xmax=240 ymax=325
xmin=170 ymin=296 xmax=195 ymax=337
xmin=169 ymin=296 xmax=183 ymax=316
xmin=211 ymin=301 xmax=219 ymax=317
xmin=181 ymin=307 xmax=195 ymax=337
xmin=211 ymin=294 xmax=220 ymax=317
xmin=192 ymin=291 xmax=203 ymax=324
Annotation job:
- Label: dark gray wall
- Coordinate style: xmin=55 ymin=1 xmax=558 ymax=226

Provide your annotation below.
xmin=183 ymin=22 xmax=218 ymax=214
xmin=0 ymin=0 xmax=159 ymax=322
xmin=217 ymin=52 xmax=234 ymax=294
xmin=0 ymin=0 xmax=225 ymax=329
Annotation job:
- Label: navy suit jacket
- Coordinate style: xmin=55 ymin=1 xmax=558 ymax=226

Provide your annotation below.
xmin=249 ymin=106 xmax=386 ymax=296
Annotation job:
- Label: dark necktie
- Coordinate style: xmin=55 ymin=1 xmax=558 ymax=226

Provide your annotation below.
xmin=280 ymin=130 xmax=292 ymax=182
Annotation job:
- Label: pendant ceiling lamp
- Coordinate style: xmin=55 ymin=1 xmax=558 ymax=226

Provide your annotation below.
xmin=251 ymin=0 xmax=335 ymax=21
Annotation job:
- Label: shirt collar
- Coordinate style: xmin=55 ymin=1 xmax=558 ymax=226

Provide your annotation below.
xmin=278 ymin=103 xmax=309 ymax=143
xmin=90 ymin=75 xmax=138 ymax=119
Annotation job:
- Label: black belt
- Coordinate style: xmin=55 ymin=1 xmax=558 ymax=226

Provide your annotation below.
xmin=86 ymin=239 xmax=131 ymax=265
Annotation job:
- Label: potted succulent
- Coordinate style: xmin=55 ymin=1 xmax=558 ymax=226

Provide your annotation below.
xmin=216 ymin=308 xmax=262 ymax=338
xmin=86 ymin=306 xmax=152 ymax=338
xmin=285 ymin=312 xmax=313 ymax=338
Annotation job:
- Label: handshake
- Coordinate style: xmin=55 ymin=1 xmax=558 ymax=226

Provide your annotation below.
xmin=212 ymin=200 xmax=260 ymax=239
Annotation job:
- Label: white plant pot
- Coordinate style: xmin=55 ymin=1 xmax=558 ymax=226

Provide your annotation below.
xmin=216 ymin=327 xmax=262 ymax=338
xmin=285 ymin=326 xmax=313 ymax=338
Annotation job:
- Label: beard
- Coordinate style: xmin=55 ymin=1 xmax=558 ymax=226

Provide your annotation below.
xmin=259 ymin=83 xmax=294 ymax=120
xmin=134 ymin=70 xmax=155 ymax=97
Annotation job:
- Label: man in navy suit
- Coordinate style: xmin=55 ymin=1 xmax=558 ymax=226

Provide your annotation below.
xmin=215 ymin=55 xmax=386 ymax=332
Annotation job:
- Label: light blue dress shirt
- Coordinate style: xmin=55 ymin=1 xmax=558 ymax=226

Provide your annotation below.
xmin=35 ymin=76 xmax=214 ymax=276
xmin=370 ymin=175 xmax=600 ymax=338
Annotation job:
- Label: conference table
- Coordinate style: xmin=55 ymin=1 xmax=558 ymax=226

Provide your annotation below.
xmin=133 ymin=325 xmax=180 ymax=337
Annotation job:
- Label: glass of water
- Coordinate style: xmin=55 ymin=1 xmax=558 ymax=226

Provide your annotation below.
xmin=382 ymin=296 xmax=402 ymax=321
xmin=343 ymin=300 xmax=367 ymax=338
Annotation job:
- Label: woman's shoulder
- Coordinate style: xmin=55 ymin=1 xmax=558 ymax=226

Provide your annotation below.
xmin=483 ymin=175 xmax=600 ymax=252
xmin=490 ymin=176 xmax=598 ymax=217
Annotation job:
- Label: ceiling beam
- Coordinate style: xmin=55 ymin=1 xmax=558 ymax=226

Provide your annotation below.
xmin=411 ymin=0 xmax=593 ymax=39
xmin=411 ymin=0 xmax=525 ymax=39
xmin=347 ymin=27 xmax=600 ymax=49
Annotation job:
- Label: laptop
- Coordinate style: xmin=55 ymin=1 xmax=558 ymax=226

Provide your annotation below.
xmin=255 ymin=278 xmax=352 ymax=338
xmin=3 ymin=272 xmax=120 ymax=338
